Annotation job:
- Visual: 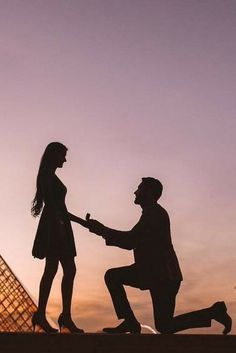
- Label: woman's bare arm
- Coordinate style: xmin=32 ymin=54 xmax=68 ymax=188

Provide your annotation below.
xmin=68 ymin=212 xmax=89 ymax=228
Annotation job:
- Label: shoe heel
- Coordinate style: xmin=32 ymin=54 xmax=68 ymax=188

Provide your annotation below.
xmin=57 ymin=313 xmax=84 ymax=333
xmin=32 ymin=311 xmax=58 ymax=333
xmin=32 ymin=312 xmax=37 ymax=333
xmin=58 ymin=314 xmax=63 ymax=333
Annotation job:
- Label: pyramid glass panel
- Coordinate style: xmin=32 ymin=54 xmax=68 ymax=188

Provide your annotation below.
xmin=0 ymin=255 xmax=37 ymax=332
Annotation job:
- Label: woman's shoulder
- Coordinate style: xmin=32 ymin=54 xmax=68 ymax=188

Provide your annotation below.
xmin=39 ymin=169 xmax=55 ymax=184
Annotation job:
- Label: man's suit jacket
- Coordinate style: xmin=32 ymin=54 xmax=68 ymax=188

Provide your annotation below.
xmin=102 ymin=203 xmax=183 ymax=289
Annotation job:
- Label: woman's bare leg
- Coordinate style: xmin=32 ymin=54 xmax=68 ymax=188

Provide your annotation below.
xmin=60 ymin=257 xmax=76 ymax=317
xmin=37 ymin=257 xmax=59 ymax=316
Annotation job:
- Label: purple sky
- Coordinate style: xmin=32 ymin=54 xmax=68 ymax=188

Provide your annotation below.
xmin=1 ymin=0 xmax=236 ymax=333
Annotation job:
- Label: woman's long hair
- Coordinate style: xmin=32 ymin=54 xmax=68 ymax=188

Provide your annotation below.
xmin=31 ymin=142 xmax=68 ymax=217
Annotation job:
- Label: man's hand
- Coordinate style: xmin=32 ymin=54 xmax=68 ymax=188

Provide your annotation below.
xmin=87 ymin=219 xmax=106 ymax=236
xmin=85 ymin=213 xmax=106 ymax=235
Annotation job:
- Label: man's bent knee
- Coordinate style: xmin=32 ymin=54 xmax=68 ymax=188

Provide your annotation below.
xmin=104 ymin=268 xmax=117 ymax=285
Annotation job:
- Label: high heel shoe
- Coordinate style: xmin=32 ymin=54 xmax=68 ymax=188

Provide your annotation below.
xmin=58 ymin=313 xmax=84 ymax=333
xmin=32 ymin=312 xmax=58 ymax=333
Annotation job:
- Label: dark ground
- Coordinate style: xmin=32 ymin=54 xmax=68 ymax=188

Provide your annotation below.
xmin=0 ymin=333 xmax=235 ymax=353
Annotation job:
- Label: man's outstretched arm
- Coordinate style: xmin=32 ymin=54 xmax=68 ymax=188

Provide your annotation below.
xmin=88 ymin=218 xmax=147 ymax=250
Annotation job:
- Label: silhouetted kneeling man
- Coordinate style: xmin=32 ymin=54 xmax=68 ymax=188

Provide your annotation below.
xmin=88 ymin=177 xmax=232 ymax=334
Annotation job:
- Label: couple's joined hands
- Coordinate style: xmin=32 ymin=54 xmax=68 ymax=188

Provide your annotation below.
xmin=85 ymin=213 xmax=105 ymax=236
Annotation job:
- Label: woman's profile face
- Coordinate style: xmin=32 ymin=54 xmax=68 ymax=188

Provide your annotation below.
xmin=55 ymin=150 xmax=67 ymax=168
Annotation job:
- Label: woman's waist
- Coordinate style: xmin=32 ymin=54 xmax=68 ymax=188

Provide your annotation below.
xmin=42 ymin=205 xmax=68 ymax=219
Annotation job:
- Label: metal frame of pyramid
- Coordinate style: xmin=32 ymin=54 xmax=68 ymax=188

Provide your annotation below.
xmin=0 ymin=255 xmax=37 ymax=332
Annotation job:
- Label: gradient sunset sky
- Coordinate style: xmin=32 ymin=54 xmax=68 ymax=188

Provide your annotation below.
xmin=1 ymin=0 xmax=236 ymax=333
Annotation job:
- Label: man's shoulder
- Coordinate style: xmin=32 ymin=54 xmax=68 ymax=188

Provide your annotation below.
xmin=150 ymin=203 xmax=169 ymax=218
xmin=142 ymin=204 xmax=169 ymax=224
xmin=156 ymin=203 xmax=169 ymax=216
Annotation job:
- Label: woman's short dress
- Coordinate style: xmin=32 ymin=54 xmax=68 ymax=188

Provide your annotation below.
xmin=32 ymin=173 xmax=76 ymax=260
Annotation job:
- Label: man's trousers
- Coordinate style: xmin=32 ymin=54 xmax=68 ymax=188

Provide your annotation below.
xmin=104 ymin=264 xmax=212 ymax=333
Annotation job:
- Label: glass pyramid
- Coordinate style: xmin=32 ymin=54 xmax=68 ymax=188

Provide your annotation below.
xmin=0 ymin=255 xmax=37 ymax=332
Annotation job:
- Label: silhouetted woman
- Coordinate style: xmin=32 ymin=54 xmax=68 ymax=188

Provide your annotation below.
xmin=31 ymin=142 xmax=87 ymax=333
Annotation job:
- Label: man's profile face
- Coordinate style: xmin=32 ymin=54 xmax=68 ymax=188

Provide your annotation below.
xmin=134 ymin=182 xmax=147 ymax=205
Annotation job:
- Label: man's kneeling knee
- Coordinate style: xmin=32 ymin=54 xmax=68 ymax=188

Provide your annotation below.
xmin=104 ymin=268 xmax=116 ymax=285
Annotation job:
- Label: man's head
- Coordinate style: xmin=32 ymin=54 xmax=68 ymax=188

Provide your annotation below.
xmin=134 ymin=177 xmax=163 ymax=206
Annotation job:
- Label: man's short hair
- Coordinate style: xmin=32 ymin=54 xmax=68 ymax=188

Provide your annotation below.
xmin=142 ymin=177 xmax=163 ymax=200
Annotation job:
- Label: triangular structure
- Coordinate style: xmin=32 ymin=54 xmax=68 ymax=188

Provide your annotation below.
xmin=0 ymin=255 xmax=37 ymax=332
